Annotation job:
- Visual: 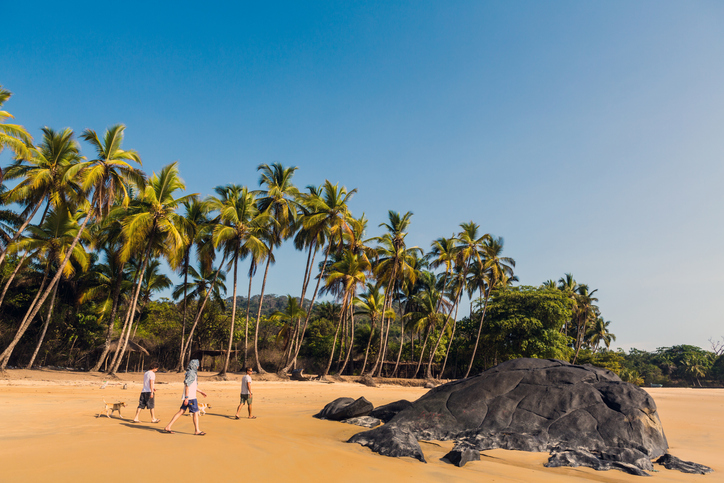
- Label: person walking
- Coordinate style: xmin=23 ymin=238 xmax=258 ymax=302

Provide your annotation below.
xmin=234 ymin=367 xmax=256 ymax=419
xmin=163 ymin=359 xmax=207 ymax=435
xmin=131 ymin=362 xmax=160 ymax=423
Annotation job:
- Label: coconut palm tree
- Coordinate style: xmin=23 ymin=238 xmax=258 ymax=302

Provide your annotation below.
xmin=587 ymin=316 xmax=616 ymax=353
xmin=208 ymin=184 xmax=268 ymax=376
xmin=108 ymin=162 xmax=192 ymax=375
xmin=322 ymin=250 xmax=369 ymax=377
xmin=8 ymin=207 xmax=90 ymax=368
xmin=354 ymin=283 xmax=394 ymax=374
xmin=269 ymin=295 xmax=307 ymax=356
xmin=251 ymin=163 xmax=300 ymax=373
xmin=1 ymin=127 xmax=84 ymax=269
xmin=409 ymin=287 xmax=451 ymax=378
xmin=571 ymin=284 xmax=598 ymax=364
xmin=0 ymin=85 xmax=33 ymax=167
xmin=465 ymin=236 xmax=515 ymax=377
xmin=0 ymin=125 xmax=144 ymax=371
xmin=280 ymin=181 xmax=356 ymax=374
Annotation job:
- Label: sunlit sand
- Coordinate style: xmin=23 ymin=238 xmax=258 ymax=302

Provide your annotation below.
xmin=1 ymin=369 xmax=721 ymax=482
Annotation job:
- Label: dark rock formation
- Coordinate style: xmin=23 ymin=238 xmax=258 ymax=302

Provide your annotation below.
xmin=343 ymin=358 xmax=711 ymax=475
xmin=655 ymin=454 xmax=713 ymax=474
xmin=314 ymin=396 xmax=373 ymax=421
xmin=291 ymin=369 xmax=309 ymax=381
xmin=369 ymin=399 xmax=412 ymax=423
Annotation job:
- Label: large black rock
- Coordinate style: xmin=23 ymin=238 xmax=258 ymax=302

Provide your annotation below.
xmin=314 ymin=396 xmax=373 ymax=421
xmin=346 ymin=358 xmax=712 ymax=475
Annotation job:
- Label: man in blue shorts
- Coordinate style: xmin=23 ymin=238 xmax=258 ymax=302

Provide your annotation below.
xmin=163 ymin=359 xmax=207 ymax=435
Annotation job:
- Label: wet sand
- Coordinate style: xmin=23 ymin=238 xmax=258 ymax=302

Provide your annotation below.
xmin=1 ymin=369 xmax=722 ymax=482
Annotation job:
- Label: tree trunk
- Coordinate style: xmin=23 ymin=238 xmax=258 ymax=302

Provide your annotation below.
xmin=323 ymin=293 xmax=348 ymax=377
xmin=369 ymin=272 xmax=396 ymax=376
xmin=176 ymin=252 xmax=191 ymax=372
xmin=220 ymin=255 xmax=239 ymax=376
xmin=25 ymin=279 xmax=60 ymax=369
xmin=91 ymin=261 xmax=126 ymax=372
xmin=360 ymin=318 xmax=376 ymax=374
xmin=439 ymin=292 xmax=462 ymax=379
xmin=181 ymin=253 xmax=228 ymax=365
xmin=109 ymin=241 xmax=153 ymax=376
xmin=253 ymin=251 xmax=273 ymax=374
xmin=281 ymin=243 xmax=330 ymax=373
xmin=338 ymin=302 xmax=355 ymax=375
xmin=464 ymin=286 xmax=491 ymax=378
xmin=243 ymin=267 xmax=253 ymax=369
xmin=0 ymin=251 xmax=29 ymax=308
xmin=285 ymin=243 xmax=315 ymax=368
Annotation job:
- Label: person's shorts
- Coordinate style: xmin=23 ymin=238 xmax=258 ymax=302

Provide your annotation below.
xmin=138 ymin=391 xmax=155 ymax=409
xmin=181 ymin=398 xmax=199 ymax=413
xmin=240 ymin=393 xmax=253 ymax=405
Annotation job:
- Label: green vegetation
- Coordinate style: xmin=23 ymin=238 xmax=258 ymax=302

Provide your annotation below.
xmin=0 ymin=84 xmax=721 ymax=385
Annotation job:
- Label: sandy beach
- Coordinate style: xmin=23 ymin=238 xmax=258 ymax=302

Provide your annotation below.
xmin=1 ymin=369 xmax=722 ymax=483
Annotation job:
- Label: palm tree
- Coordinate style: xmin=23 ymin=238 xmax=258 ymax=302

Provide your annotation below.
xmin=0 ymin=124 xmax=144 ymax=370
xmin=280 ymin=181 xmax=356 ymax=374
xmin=270 ymin=295 xmax=307 ymax=356
xmin=465 ymin=236 xmax=515 ymax=377
xmin=0 ymin=85 xmax=33 ymax=167
xmin=8 ymin=207 xmax=90 ymax=368
xmin=108 ymin=162 xmax=192 ymax=375
xmin=587 ymin=316 xmax=616 ymax=353
xmin=571 ymin=284 xmax=598 ymax=364
xmin=410 ymin=287 xmax=451 ymax=378
xmin=208 ymin=184 xmax=268 ymax=376
xmin=251 ymin=163 xmax=300 ymax=373
xmin=1 ymin=127 xmax=84 ymax=269
xmin=322 ymin=250 xmax=369 ymax=377
xmin=369 ymin=211 xmax=421 ymax=377
xmin=354 ymin=283 xmax=394 ymax=374
xmin=174 ymin=198 xmax=210 ymax=371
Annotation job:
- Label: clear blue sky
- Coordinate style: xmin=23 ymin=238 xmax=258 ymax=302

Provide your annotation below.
xmin=3 ymin=1 xmax=724 ymax=352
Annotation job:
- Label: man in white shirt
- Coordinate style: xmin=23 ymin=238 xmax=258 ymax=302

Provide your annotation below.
xmin=132 ymin=362 xmax=160 ymax=423
xmin=234 ymin=367 xmax=256 ymax=419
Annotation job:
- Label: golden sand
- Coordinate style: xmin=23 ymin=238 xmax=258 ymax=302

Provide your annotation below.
xmin=1 ymin=369 xmax=722 ymax=482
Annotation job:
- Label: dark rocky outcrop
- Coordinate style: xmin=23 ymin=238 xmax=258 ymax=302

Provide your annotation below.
xmin=655 ymin=454 xmax=713 ymax=474
xmin=341 ymin=358 xmax=712 ymax=475
xmin=343 ymin=416 xmax=382 ymax=428
xmin=314 ymin=396 xmax=373 ymax=421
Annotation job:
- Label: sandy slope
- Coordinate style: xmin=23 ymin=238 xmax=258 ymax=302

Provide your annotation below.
xmin=0 ymin=369 xmax=721 ymax=482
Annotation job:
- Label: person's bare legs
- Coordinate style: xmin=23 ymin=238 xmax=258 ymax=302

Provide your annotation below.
xmin=132 ymin=407 xmax=142 ymax=422
xmin=193 ymin=412 xmax=203 ymax=434
xmin=150 ymin=408 xmax=158 ymax=422
xmin=164 ymin=409 xmax=184 ymax=432
xmin=247 ymin=402 xmax=253 ymax=418
xmin=234 ymin=403 xmax=243 ymax=419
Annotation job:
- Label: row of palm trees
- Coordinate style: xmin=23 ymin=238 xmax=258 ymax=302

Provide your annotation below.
xmin=0 ymin=84 xmax=613 ymax=378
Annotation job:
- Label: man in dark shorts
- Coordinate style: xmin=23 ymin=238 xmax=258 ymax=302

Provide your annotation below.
xmin=132 ymin=362 xmax=160 ymax=423
xmin=234 ymin=367 xmax=255 ymax=419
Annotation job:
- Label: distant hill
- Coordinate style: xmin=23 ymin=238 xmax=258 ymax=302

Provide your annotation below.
xmin=224 ymin=294 xmax=315 ymax=318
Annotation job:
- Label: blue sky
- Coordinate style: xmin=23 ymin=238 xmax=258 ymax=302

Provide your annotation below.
xmin=3 ymin=1 xmax=724 ymax=352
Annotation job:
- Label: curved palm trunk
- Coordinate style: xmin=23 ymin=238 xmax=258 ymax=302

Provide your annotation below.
xmin=391 ymin=317 xmax=405 ymax=377
xmin=0 ymin=251 xmax=30 ymax=308
xmin=177 ymin=252 xmax=191 ymax=371
xmin=253 ymin=252 xmax=273 ymax=374
xmin=338 ymin=301 xmax=355 ymax=375
xmin=181 ymin=253 xmax=228 ymax=366
xmin=425 ymin=316 xmax=452 ymax=379
xmin=108 ymin=262 xmax=144 ymax=372
xmin=323 ymin=293 xmax=348 ymax=377
xmin=91 ymin=261 xmax=126 ymax=372
xmin=220 ymin=255 xmax=239 ymax=376
xmin=369 ymin=273 xmax=396 ymax=376
xmin=284 ymin=244 xmax=315 ymax=368
xmin=440 ymin=291 xmax=462 ymax=379
xmin=413 ymin=324 xmax=433 ymax=378
xmin=243 ymin=268 xmax=253 ymax=369
xmin=282 ymin=243 xmax=331 ymax=373
xmin=109 ymin=242 xmax=153 ymax=375
xmin=360 ymin=318 xmax=376 ymax=374
xmin=25 ymin=279 xmax=60 ymax=369
xmin=464 ymin=286 xmax=491 ymax=378
xmin=0 ymin=248 xmax=56 ymax=369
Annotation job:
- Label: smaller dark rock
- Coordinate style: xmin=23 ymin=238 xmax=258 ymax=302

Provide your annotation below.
xmin=369 ymin=399 xmax=412 ymax=423
xmin=358 ymin=375 xmax=377 ymax=387
xmin=655 ymin=454 xmax=713 ymax=474
xmin=442 ymin=445 xmax=480 ymax=467
xmin=348 ymin=424 xmax=426 ymax=463
xmin=314 ymin=397 xmax=373 ymax=421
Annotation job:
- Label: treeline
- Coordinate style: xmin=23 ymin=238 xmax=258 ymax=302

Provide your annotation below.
xmin=3 ymin=82 xmax=713 ymax=385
